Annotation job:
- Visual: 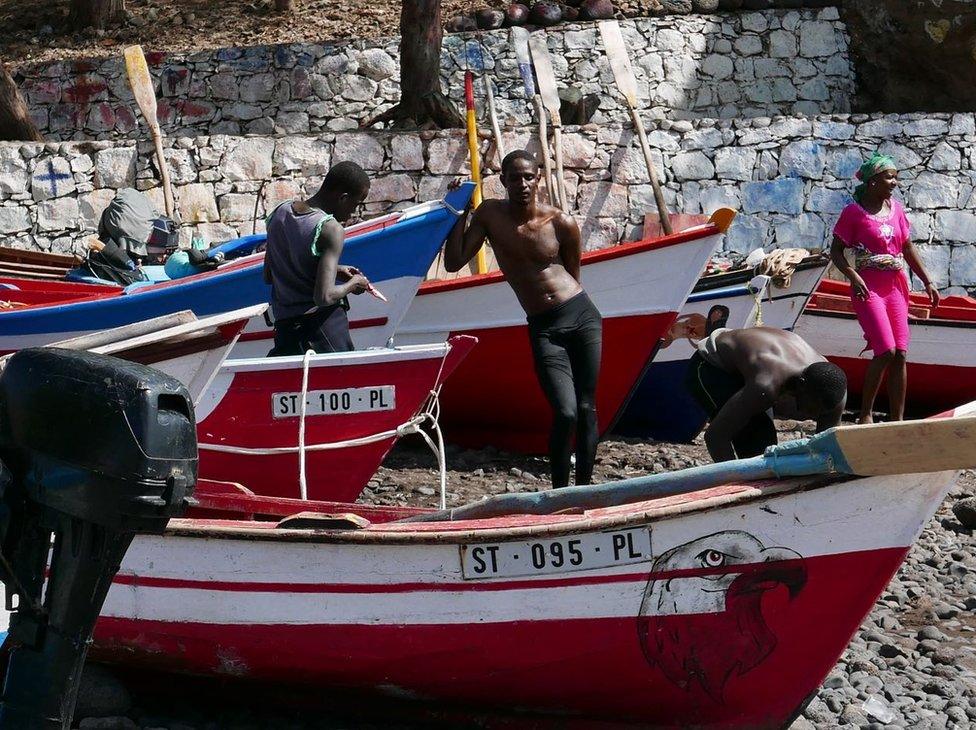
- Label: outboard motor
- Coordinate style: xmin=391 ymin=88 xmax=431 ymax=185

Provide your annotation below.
xmin=0 ymin=348 xmax=197 ymax=729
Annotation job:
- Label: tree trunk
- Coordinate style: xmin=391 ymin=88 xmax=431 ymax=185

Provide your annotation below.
xmin=363 ymin=0 xmax=462 ymax=130
xmin=68 ymin=0 xmax=126 ymax=29
xmin=274 ymin=0 xmax=293 ymax=11
xmin=0 ymin=63 xmax=42 ymax=142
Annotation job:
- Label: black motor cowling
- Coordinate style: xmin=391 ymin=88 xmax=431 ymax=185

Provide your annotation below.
xmin=0 ymin=348 xmax=198 ymax=729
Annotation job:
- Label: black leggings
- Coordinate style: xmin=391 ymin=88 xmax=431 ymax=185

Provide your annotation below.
xmin=268 ymin=304 xmax=354 ymax=357
xmin=527 ymin=292 xmax=603 ymax=489
xmin=684 ymin=352 xmax=777 ymax=458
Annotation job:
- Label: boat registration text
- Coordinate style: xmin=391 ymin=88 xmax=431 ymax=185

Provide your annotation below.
xmin=272 ymin=386 xmax=396 ymax=418
xmin=460 ymin=528 xmax=652 ymax=580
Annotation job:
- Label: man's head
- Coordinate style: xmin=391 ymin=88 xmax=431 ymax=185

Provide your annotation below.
xmin=316 ymin=161 xmax=370 ymax=222
xmin=500 ymin=150 xmax=540 ymax=207
xmin=794 ymin=361 xmax=848 ymax=424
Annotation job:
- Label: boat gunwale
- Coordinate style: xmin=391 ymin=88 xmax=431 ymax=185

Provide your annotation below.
xmin=417 ymin=224 xmax=723 ymax=296
xmin=692 ymin=254 xmax=828 ymax=294
xmin=163 ymin=473 xmax=860 ymax=545
xmin=804 ymin=306 xmax=976 ymax=330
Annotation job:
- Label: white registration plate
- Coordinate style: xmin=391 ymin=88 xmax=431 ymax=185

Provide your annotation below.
xmin=272 ymin=386 xmax=396 ymax=418
xmin=460 ymin=527 xmax=652 ymax=580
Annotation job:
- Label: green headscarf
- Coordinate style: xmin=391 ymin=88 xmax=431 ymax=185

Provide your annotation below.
xmin=853 ymin=152 xmax=897 ymax=203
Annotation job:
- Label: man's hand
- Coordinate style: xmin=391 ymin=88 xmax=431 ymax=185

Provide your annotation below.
xmin=345 ymin=273 xmax=370 ymax=295
xmin=336 ymin=264 xmax=362 ymax=281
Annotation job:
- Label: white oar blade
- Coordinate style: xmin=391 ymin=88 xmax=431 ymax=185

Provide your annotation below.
xmin=598 ymin=20 xmax=638 ymax=108
xmin=833 ymin=416 xmax=976 ymax=476
xmin=511 ymin=27 xmax=536 ymax=98
xmin=123 ymin=45 xmax=158 ymax=126
xmin=528 ymin=34 xmax=561 ymax=122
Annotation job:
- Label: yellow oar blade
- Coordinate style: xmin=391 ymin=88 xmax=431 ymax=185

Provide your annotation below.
xmin=123 ymin=45 xmax=158 ymax=129
xmin=708 ymin=207 xmax=737 ymax=233
xmin=833 ymin=416 xmax=976 ymax=476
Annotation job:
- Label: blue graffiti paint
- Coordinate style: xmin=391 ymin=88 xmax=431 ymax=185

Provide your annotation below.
xmin=36 ymin=160 xmax=72 ymax=197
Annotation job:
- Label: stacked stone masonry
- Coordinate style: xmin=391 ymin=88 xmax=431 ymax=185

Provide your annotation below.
xmin=1 ymin=112 xmax=974 ymax=293
xmin=15 ymin=8 xmax=852 ymax=141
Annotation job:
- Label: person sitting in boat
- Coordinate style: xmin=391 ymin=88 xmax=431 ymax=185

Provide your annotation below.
xmin=444 ymin=150 xmax=603 ymax=490
xmin=829 ymin=152 xmax=940 ymax=424
xmin=263 ymin=161 xmax=372 ymax=356
xmin=686 ymin=327 xmax=847 ymax=463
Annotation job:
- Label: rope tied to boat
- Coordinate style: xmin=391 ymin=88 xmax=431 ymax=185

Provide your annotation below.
xmin=197 ymin=359 xmax=452 ymax=509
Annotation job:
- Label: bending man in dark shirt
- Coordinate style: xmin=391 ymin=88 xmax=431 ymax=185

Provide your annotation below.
xmin=263 ymin=161 xmax=371 ymax=356
xmin=686 ymin=326 xmax=847 ymax=462
xmin=444 ymin=150 xmax=603 ymax=489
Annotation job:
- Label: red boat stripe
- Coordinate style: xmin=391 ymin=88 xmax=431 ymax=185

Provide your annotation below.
xmin=113 ymin=559 xmax=809 ymax=594
xmin=236 ymin=317 xmax=389 ymax=342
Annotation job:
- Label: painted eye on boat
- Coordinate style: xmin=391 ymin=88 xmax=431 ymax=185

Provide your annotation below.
xmin=697 ymin=549 xmax=727 ymax=569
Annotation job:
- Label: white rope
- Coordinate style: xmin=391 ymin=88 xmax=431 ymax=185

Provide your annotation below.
xmin=198 ymin=387 xmax=450 ymax=507
xmin=298 ymin=348 xmax=314 ymax=500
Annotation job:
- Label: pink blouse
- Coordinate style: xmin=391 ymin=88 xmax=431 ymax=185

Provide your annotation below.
xmin=833 ymin=200 xmax=911 ymax=257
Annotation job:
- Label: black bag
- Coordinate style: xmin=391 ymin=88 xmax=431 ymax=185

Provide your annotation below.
xmin=82 ymin=240 xmax=147 ymax=286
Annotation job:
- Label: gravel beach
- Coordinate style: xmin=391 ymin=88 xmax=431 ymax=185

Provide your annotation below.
xmin=63 ymin=426 xmax=976 ymax=728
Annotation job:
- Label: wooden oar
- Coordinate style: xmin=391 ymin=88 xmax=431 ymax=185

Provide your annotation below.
xmin=406 ymin=414 xmax=976 ymax=523
xmin=528 ymin=33 xmax=568 ymax=212
xmin=598 ymin=21 xmax=671 ymax=235
xmin=512 ymin=27 xmax=556 ymax=206
xmin=124 ymin=45 xmax=174 ymax=220
xmin=464 ymin=70 xmax=488 ymax=275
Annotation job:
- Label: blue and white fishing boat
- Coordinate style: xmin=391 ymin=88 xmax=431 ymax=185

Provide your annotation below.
xmin=614 ymin=255 xmax=827 ymax=443
xmin=0 ymin=184 xmax=474 ymax=358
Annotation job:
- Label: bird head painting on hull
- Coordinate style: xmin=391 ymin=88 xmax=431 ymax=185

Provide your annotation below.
xmin=637 ymin=531 xmax=807 ymax=702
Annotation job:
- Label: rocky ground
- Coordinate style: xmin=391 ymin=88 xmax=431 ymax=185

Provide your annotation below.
xmin=65 ymin=423 xmax=976 ymax=729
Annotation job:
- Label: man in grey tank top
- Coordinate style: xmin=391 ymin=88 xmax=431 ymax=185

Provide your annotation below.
xmin=263 ymin=162 xmax=371 ymax=356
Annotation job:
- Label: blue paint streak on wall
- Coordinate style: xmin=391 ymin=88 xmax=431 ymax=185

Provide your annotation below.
xmin=742 ymin=178 xmax=806 ymax=215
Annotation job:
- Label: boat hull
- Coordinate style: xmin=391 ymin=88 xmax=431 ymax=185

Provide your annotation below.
xmin=195 ymin=337 xmax=476 ymax=502
xmin=796 ymin=281 xmax=976 ymax=415
xmin=0 ymin=187 xmax=474 ymax=357
xmin=616 ymin=261 xmax=826 ymax=442
xmin=396 ymin=228 xmax=723 ymax=452
xmin=93 ymin=469 xmax=954 ymax=728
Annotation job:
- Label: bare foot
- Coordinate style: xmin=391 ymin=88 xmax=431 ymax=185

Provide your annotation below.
xmin=858 ymin=414 xmax=874 ymax=425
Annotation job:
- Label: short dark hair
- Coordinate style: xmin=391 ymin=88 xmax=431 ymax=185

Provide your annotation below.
xmin=320 ymin=161 xmax=370 ymax=196
xmin=801 ymin=361 xmax=847 ymax=411
xmin=501 ymin=150 xmax=539 ymax=176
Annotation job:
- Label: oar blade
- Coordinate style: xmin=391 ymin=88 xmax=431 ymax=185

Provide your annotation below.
xmin=528 ymin=34 xmax=561 ymax=123
xmin=123 ymin=45 xmax=158 ymax=126
xmin=708 ymin=207 xmax=737 ymax=233
xmin=598 ymin=20 xmax=638 ymax=108
xmin=511 ymin=27 xmax=536 ymax=98
xmin=830 ymin=416 xmax=976 ymax=476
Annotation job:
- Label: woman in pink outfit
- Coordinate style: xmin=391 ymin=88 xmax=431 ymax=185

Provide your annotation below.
xmin=830 ymin=153 xmax=940 ymax=424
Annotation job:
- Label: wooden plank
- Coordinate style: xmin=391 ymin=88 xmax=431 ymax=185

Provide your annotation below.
xmin=512 ymin=27 xmax=556 ymax=206
xmin=834 ymin=416 xmax=976 ymax=477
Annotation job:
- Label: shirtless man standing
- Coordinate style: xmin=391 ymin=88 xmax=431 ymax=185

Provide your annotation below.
xmin=686 ymin=326 xmax=848 ymax=463
xmin=445 ymin=150 xmax=602 ymax=489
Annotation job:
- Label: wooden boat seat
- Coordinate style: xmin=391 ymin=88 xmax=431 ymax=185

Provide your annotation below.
xmin=276 ymin=511 xmax=371 ymax=530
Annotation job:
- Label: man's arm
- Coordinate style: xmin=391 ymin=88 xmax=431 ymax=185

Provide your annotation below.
xmin=444 ymin=204 xmax=489 ymax=273
xmin=313 ymin=221 xmax=367 ymax=307
xmin=703 ymin=381 xmax=775 ymax=462
xmin=554 ymin=213 xmax=582 ymax=283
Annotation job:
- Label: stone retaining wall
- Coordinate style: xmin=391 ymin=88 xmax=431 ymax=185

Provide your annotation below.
xmin=15 ymin=9 xmax=852 ymax=141
xmin=2 ymin=111 xmax=973 ymax=291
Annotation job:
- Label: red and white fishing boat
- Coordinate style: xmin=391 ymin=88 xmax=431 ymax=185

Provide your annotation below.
xmin=91 ymin=405 xmax=976 ymax=728
xmin=26 ymin=305 xmax=263 ymax=405
xmin=194 ymin=336 xmax=477 ymax=502
xmin=796 ymin=279 xmax=976 ymax=415
xmin=395 ymin=212 xmax=732 ymax=452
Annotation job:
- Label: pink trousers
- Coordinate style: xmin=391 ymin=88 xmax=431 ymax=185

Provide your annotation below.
xmin=851 ymin=269 xmax=910 ymax=357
